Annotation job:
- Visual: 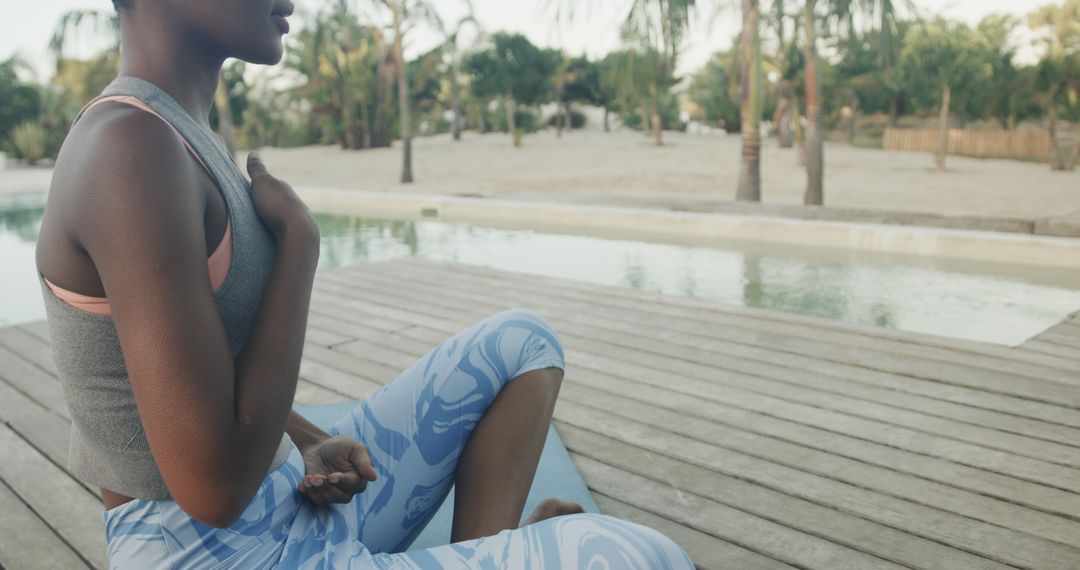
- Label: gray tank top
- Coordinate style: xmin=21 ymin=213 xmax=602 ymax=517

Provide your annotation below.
xmin=38 ymin=76 xmax=293 ymax=500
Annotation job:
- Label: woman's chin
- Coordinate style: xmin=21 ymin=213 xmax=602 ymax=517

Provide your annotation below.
xmin=239 ymin=43 xmax=285 ymax=66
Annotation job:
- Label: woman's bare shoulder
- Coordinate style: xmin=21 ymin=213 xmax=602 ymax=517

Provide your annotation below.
xmin=38 ymin=102 xmax=209 ymax=288
xmin=48 ymin=103 xmax=206 ymax=240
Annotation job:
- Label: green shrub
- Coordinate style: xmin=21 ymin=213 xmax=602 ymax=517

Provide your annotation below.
xmin=10 ymin=121 xmax=47 ymax=164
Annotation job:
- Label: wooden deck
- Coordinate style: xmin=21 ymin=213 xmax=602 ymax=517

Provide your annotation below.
xmin=2 ymin=257 xmax=1080 ymax=569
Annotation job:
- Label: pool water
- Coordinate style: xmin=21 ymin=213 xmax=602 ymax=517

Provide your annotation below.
xmin=4 ymin=192 xmax=1080 ymax=345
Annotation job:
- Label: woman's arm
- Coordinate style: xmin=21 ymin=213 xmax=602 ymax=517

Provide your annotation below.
xmin=69 ymin=109 xmax=318 ymax=527
xmin=286 ymin=409 xmax=330 ymax=451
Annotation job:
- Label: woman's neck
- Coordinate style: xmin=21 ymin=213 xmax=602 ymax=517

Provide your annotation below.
xmin=118 ymin=14 xmax=223 ymax=130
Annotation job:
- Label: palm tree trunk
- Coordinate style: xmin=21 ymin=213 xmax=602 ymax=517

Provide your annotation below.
xmin=393 ymin=6 xmax=413 ymax=183
xmin=737 ymin=0 xmax=762 ymax=202
xmin=651 ymin=87 xmax=663 ymax=146
xmin=1048 ymin=84 xmax=1065 ymax=171
xmin=604 ymin=108 xmax=610 ymax=132
xmin=793 ymin=93 xmax=806 ymax=165
xmin=776 ymin=85 xmax=794 ymax=148
xmin=505 ymin=94 xmax=520 ymax=147
xmin=451 ymin=55 xmax=463 ymax=141
xmin=803 ymin=0 xmax=824 ymax=206
xmin=556 ymin=95 xmax=564 ymax=138
xmin=936 ymin=84 xmax=950 ymax=171
xmin=214 ymin=71 xmax=237 ymax=161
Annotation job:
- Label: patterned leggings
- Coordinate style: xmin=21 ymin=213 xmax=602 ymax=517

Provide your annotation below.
xmin=104 ymin=309 xmax=694 ymax=569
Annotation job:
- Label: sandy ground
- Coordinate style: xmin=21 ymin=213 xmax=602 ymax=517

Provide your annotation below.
xmin=249 ymin=129 xmax=1080 ymax=222
xmin=5 ymin=130 xmax=1079 ymax=222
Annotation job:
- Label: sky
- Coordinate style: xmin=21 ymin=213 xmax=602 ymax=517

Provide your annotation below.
xmin=3 ymin=0 xmax=1054 ymax=84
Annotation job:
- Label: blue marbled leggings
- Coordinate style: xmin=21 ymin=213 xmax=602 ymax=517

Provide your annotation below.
xmin=103 ymin=309 xmax=694 ymax=569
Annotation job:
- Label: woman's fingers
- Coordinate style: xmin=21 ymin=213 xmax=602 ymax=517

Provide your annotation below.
xmin=246 ymin=151 xmax=273 ymax=181
xmin=298 ymin=473 xmax=362 ymax=505
xmin=326 ymin=470 xmax=367 ymax=494
xmin=348 ymin=445 xmax=378 ymax=482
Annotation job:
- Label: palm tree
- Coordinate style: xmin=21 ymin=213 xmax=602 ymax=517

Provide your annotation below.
xmin=802 ymin=0 xmax=824 ymax=205
xmin=429 ymin=6 xmax=480 ymax=142
xmin=737 ymin=0 xmax=763 ymax=201
xmin=801 ymin=0 xmax=913 ymax=204
xmin=378 ymin=0 xmax=470 ymax=180
xmin=50 ymin=10 xmax=120 ymax=61
xmin=1029 ymin=0 xmax=1080 ymax=170
xmin=552 ymin=0 xmax=693 ymax=146
xmin=381 ymin=0 xmax=415 ymax=182
xmin=626 ymin=0 xmax=696 ymax=146
xmin=828 ymin=0 xmax=913 ymax=125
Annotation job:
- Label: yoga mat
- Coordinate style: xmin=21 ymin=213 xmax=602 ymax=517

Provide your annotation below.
xmin=294 ymin=401 xmax=599 ymax=551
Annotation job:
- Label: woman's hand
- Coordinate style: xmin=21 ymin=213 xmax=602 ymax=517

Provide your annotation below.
xmin=246 ymin=152 xmax=319 ymax=243
xmin=298 ymin=435 xmax=378 ymax=506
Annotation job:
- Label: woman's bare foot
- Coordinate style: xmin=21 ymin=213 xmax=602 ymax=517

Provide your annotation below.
xmin=522 ymin=498 xmax=586 ymax=526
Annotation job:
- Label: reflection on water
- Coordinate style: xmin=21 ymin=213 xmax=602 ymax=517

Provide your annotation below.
xmin=2 ymin=194 xmax=1078 ymax=346
xmin=315 ymin=213 xmax=1080 ymax=345
xmin=0 ymin=193 xmax=47 ymax=326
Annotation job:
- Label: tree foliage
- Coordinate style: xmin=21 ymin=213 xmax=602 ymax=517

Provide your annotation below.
xmin=0 ymin=57 xmax=42 ymax=146
xmin=898 ymin=18 xmax=994 ymax=118
xmin=689 ymin=51 xmax=740 ymax=131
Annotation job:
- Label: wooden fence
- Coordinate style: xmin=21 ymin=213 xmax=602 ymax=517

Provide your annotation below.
xmin=883 ymin=128 xmax=1050 ymax=162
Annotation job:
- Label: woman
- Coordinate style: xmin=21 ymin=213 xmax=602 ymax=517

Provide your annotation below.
xmin=35 ymin=0 xmax=694 ymax=567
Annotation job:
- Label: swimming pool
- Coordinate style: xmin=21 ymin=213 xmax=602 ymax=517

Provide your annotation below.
xmin=4 ymin=191 xmax=1079 ymax=345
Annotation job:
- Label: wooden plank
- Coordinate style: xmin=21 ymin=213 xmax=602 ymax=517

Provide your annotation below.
xmin=334 ymin=318 xmax=1080 ymax=519
xmin=309 ymin=284 xmax=1080 ymax=498
xmin=336 ymin=263 xmax=1080 ymax=405
xmin=306 ymin=289 xmax=1080 ymax=535
xmin=0 ymin=325 xmax=59 ymax=377
xmin=0 ymin=377 xmax=73 ymax=481
xmin=314 ymin=282 xmax=1080 ymax=434
xmin=559 ymin=337 xmax=1080 ymax=467
xmin=1046 ymin=321 xmax=1080 ymax=339
xmin=1035 ymin=333 xmax=1080 ymax=349
xmin=314 ymin=274 xmax=1080 ymax=473
xmin=383 ymin=259 xmax=1080 ymax=377
xmin=16 ymin=320 xmax=51 ymax=344
xmin=299 ymin=347 xmax=384 ymax=399
xmin=1021 ymin=340 xmax=1079 ymax=360
xmin=304 ymin=326 xmax=355 ymax=349
xmin=0 ymin=424 xmax=106 ymax=569
xmin=559 ymin=381 xmax=1080 ymax=546
xmin=592 ymin=493 xmax=795 ymax=570
xmin=307 ymin=309 xmax=417 ymax=337
xmin=294 ymin=379 xmax=351 ymax=405
xmin=307 ymin=310 xmax=437 ymax=362
xmin=568 ymin=452 xmax=910 ymax=570
xmin=363 ymin=261 xmax=1080 ymax=389
xmin=0 ymin=344 xmax=70 ymax=419
xmin=558 ymin=408 xmax=1080 ymax=569
xmin=387 ymin=258 xmax=1080 ymax=373
xmin=0 ymin=480 xmax=90 ymax=570
xmin=302 ymin=339 xmax=403 ymax=384
xmin=324 ymin=268 xmax=1080 ymax=444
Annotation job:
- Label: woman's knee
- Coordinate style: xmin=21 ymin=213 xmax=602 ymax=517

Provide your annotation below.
xmin=488 ymin=308 xmax=566 ymax=375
